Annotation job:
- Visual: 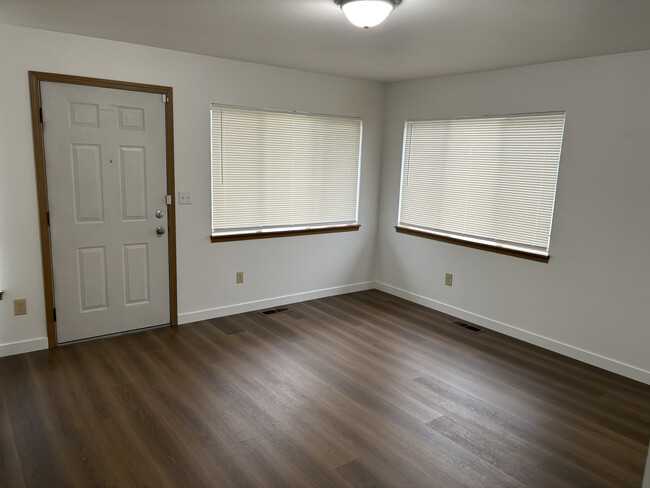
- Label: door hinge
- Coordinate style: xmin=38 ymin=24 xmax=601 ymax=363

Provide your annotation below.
xmin=161 ymin=94 xmax=168 ymax=103
xmin=53 ymin=308 xmax=57 ymax=322
xmin=39 ymin=107 xmax=43 ymax=123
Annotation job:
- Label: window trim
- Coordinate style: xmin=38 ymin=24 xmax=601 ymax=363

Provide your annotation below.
xmin=210 ymin=104 xmax=363 ymax=241
xmin=211 ymin=224 xmax=360 ymax=243
xmin=395 ymin=225 xmax=550 ymax=263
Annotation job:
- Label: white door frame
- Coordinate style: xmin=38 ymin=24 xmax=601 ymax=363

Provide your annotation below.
xmin=29 ymin=71 xmax=178 ymax=347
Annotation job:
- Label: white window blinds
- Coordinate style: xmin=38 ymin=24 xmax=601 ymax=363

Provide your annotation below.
xmin=211 ymin=105 xmax=362 ymax=236
xmin=399 ymin=112 xmax=566 ymax=256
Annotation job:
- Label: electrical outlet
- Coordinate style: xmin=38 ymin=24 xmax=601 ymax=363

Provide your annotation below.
xmin=444 ymin=273 xmax=453 ymax=287
xmin=14 ymin=298 xmax=27 ymax=315
xmin=178 ymin=192 xmax=192 ymax=205
xmin=236 ymin=271 xmax=244 ymax=284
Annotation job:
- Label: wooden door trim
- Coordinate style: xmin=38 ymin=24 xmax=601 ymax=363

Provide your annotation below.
xmin=28 ymin=71 xmax=178 ymax=348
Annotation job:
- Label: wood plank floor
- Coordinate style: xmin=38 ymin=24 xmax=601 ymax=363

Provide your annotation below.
xmin=1 ymin=289 xmax=649 ymax=487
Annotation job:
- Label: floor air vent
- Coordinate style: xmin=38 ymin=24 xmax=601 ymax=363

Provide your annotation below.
xmin=452 ymin=321 xmax=483 ymax=333
xmin=259 ymin=307 xmax=291 ymax=316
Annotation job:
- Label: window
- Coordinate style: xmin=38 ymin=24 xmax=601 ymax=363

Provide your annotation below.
xmin=397 ymin=112 xmax=566 ymax=261
xmin=210 ymin=105 xmax=362 ymax=241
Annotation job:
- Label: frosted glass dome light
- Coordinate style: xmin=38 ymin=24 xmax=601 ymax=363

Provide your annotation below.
xmin=337 ymin=0 xmax=401 ymax=29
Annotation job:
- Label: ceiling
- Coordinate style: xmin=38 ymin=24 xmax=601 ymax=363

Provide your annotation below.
xmin=2 ymin=0 xmax=650 ymax=83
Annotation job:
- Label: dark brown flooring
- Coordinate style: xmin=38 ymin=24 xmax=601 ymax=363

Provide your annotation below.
xmin=1 ymin=290 xmax=649 ymax=487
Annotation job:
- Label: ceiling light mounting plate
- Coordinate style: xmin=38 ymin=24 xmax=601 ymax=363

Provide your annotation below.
xmin=334 ymin=0 xmax=402 ymax=6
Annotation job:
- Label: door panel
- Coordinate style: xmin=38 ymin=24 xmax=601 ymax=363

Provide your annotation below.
xmin=123 ymin=243 xmax=150 ymax=305
xmin=77 ymin=246 xmax=108 ymax=311
xmin=72 ymin=144 xmax=104 ymax=222
xmin=41 ymin=82 xmax=170 ymax=343
xmin=120 ymin=146 xmax=148 ymax=220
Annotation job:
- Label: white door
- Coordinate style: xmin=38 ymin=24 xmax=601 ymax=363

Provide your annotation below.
xmin=41 ymin=82 xmax=170 ymax=343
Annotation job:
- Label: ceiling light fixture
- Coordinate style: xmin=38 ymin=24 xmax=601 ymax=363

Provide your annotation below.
xmin=334 ymin=0 xmax=401 ymax=29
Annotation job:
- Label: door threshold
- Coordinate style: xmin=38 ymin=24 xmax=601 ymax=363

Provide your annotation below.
xmin=57 ymin=323 xmax=172 ymax=346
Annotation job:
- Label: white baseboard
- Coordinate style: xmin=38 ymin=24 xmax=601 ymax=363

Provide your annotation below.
xmin=375 ymin=281 xmax=650 ymax=385
xmin=178 ymin=281 xmax=375 ymax=325
xmin=0 ymin=337 xmax=49 ymax=358
xmin=642 ymin=444 xmax=650 ymax=488
xmin=8 ymin=283 xmax=647 ymax=385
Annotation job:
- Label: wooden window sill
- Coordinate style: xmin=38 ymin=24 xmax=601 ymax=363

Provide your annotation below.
xmin=395 ymin=226 xmax=549 ymax=263
xmin=212 ymin=224 xmax=360 ymax=242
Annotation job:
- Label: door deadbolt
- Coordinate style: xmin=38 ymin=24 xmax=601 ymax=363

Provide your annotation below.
xmin=155 ymin=210 xmax=164 ymax=218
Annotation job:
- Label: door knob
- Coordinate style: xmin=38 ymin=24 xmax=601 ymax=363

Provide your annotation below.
xmin=155 ymin=210 xmax=164 ymax=218
xmin=156 ymin=226 xmax=166 ymax=235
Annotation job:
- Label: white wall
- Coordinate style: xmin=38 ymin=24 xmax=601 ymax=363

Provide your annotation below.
xmin=0 ymin=24 xmax=385 ymax=355
xmin=376 ymin=51 xmax=650 ymax=383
